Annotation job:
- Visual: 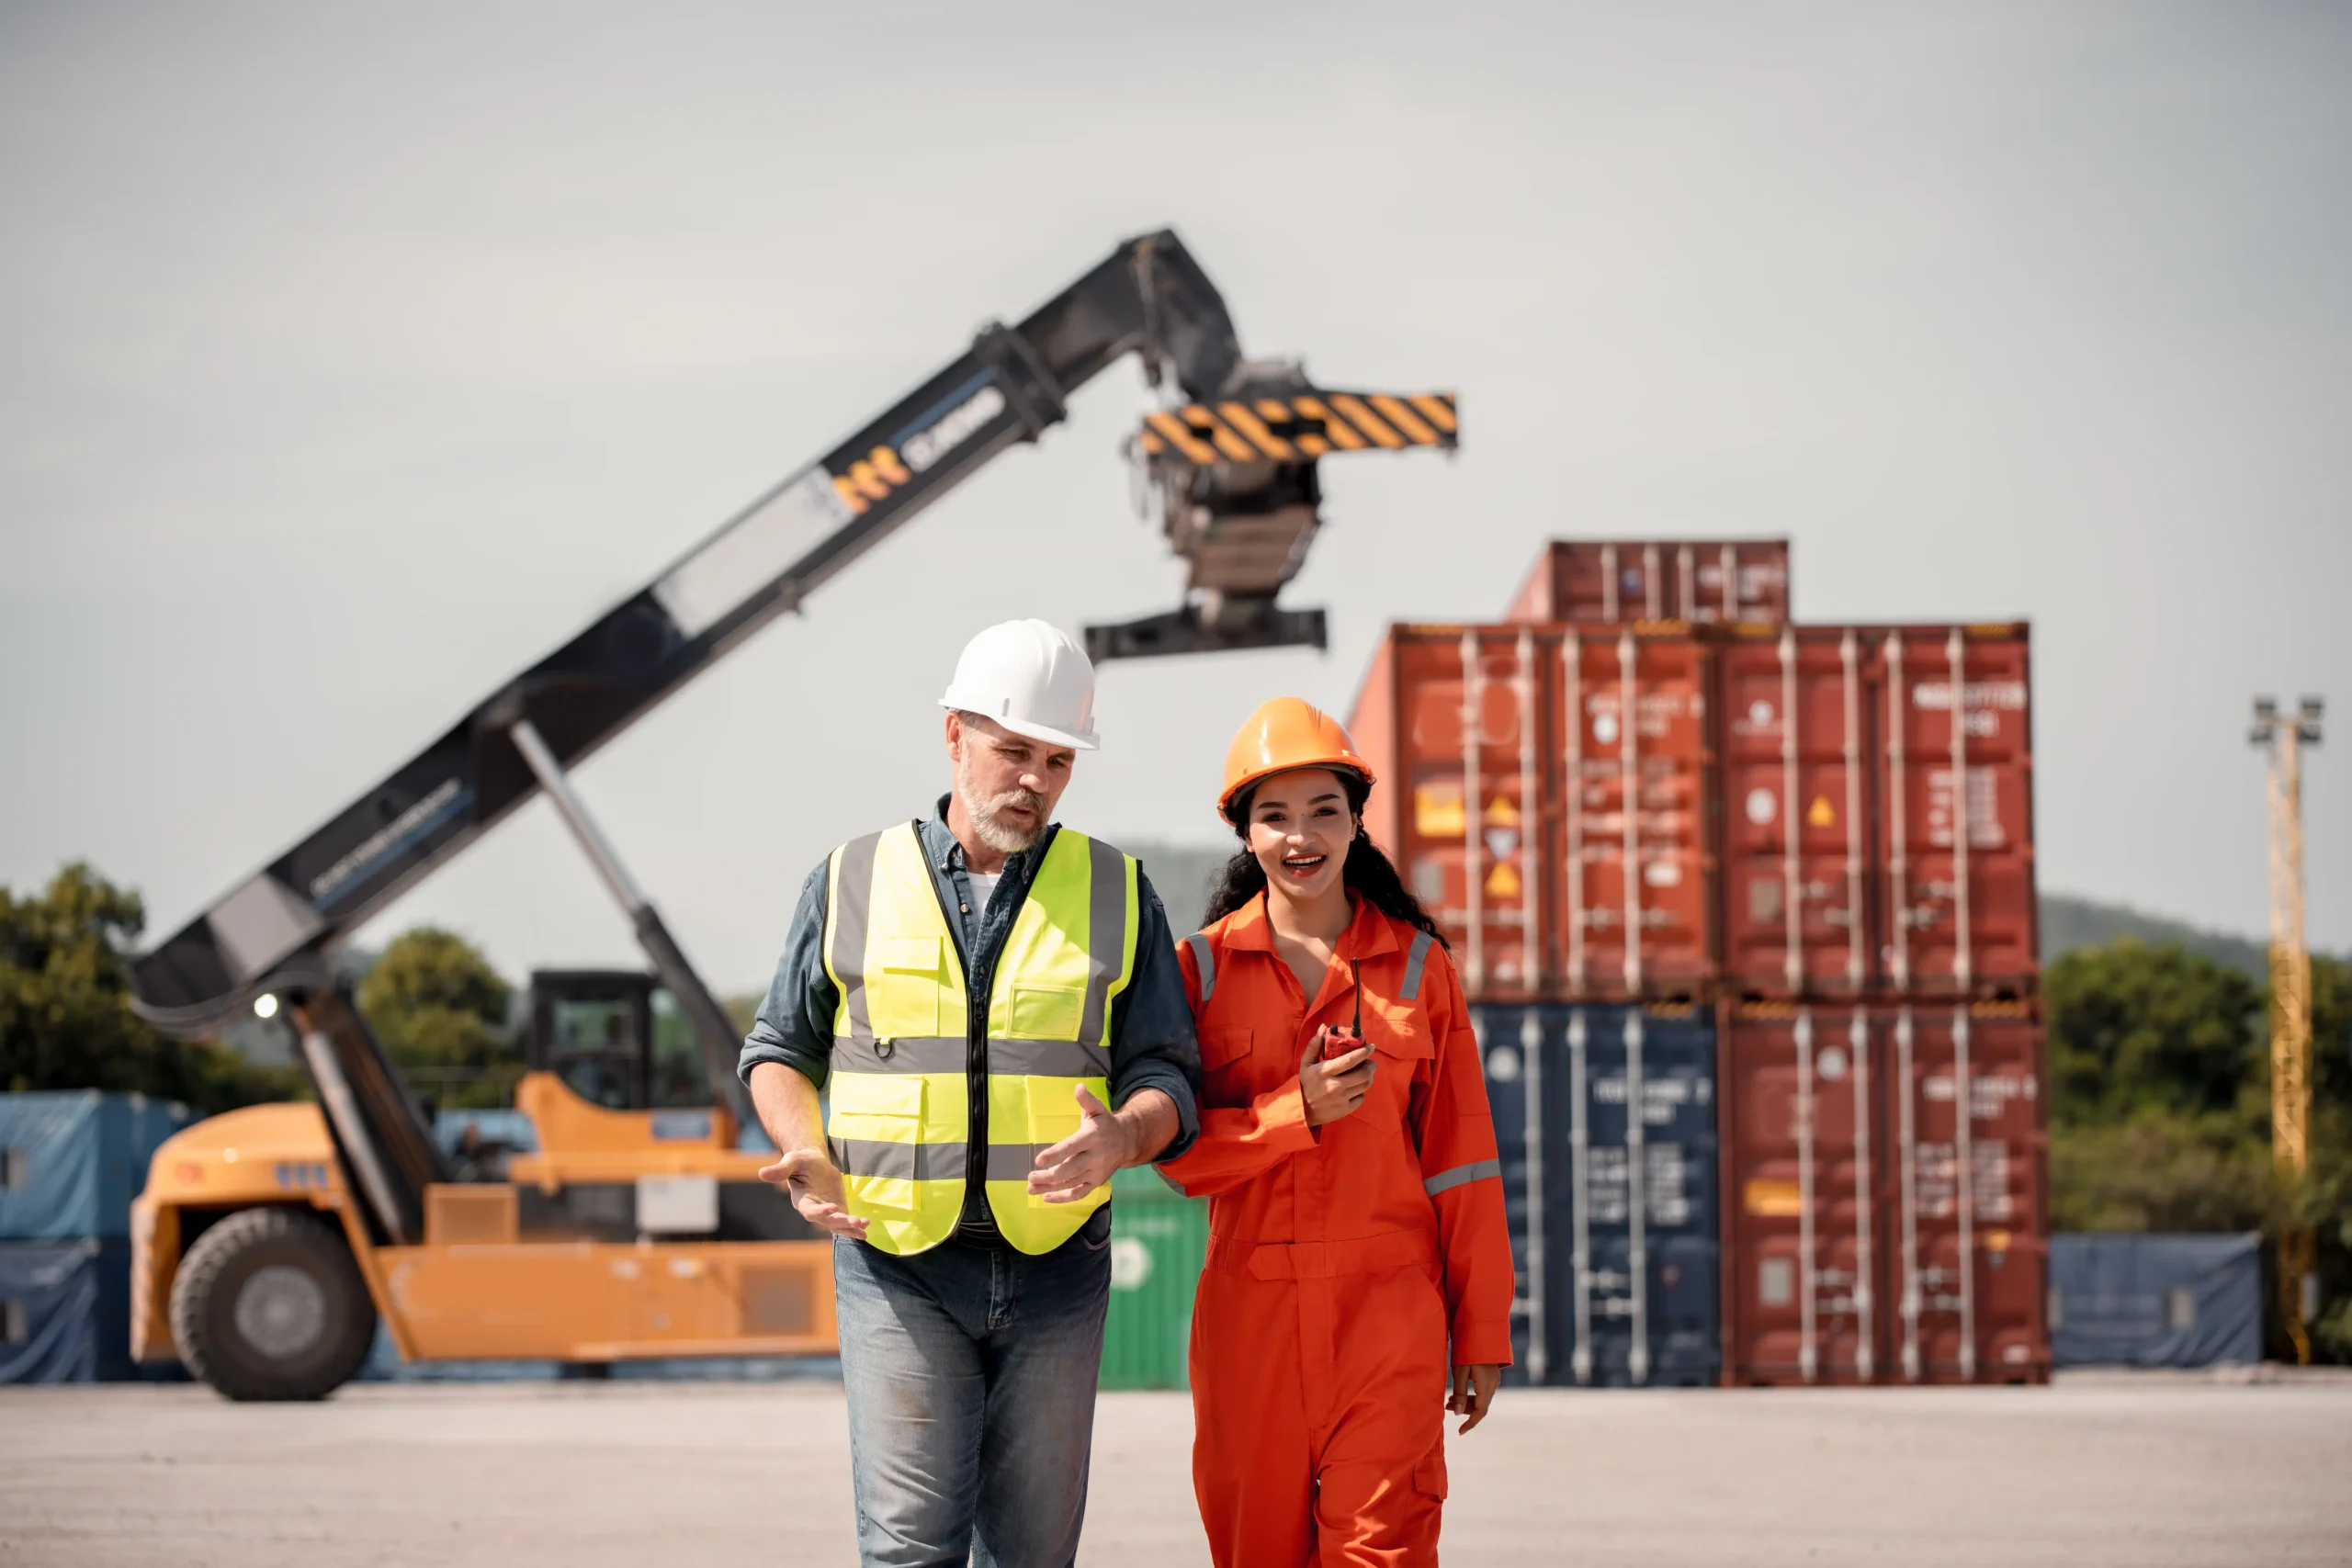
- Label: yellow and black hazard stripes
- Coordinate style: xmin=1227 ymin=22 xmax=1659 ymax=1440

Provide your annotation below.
xmin=1136 ymin=390 xmax=1458 ymax=467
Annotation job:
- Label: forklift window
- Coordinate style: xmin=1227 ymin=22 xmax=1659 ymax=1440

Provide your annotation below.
xmin=548 ymin=995 xmax=640 ymax=1110
xmin=650 ymin=989 xmax=715 ymax=1110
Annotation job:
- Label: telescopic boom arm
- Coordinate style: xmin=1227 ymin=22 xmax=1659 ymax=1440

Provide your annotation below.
xmin=130 ymin=231 xmax=1244 ymax=1047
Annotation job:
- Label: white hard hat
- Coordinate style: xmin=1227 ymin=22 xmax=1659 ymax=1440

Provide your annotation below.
xmin=938 ymin=619 xmax=1100 ymax=750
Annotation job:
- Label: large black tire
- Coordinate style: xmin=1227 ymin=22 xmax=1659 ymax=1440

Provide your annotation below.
xmin=170 ymin=1207 xmax=378 ymax=1401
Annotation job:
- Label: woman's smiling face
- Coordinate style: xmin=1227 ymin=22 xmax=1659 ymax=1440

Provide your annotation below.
xmin=1246 ymin=767 xmax=1355 ymax=905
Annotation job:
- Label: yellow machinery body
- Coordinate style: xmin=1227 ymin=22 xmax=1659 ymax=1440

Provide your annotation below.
xmin=130 ymin=1072 xmax=835 ymax=1371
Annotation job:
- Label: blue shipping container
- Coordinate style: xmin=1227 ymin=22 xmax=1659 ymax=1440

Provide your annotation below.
xmin=1473 ymin=1004 xmax=1721 ymax=1388
xmin=0 ymin=1238 xmax=136 ymax=1382
xmin=0 ymin=1091 xmax=196 ymax=1241
xmin=2049 ymin=1233 xmax=2262 ymax=1369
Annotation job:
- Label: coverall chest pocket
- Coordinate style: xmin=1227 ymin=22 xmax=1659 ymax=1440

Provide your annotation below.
xmin=1357 ymin=997 xmax=1432 ymax=1129
xmin=1200 ymin=1026 xmax=1255 ymax=1107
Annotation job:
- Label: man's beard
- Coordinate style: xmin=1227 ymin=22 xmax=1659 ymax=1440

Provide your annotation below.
xmin=957 ymin=764 xmax=1048 ymax=854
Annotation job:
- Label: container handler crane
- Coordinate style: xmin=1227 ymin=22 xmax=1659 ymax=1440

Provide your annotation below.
xmin=122 ymin=229 xmax=1457 ymax=1398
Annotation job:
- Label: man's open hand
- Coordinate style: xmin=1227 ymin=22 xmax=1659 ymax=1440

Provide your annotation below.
xmin=1025 ymin=1086 xmax=1135 ymax=1205
xmin=757 ymin=1147 xmax=870 ymax=1238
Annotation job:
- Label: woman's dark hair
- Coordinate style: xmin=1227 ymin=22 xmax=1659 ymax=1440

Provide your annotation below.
xmin=1201 ymin=771 xmax=1450 ymax=948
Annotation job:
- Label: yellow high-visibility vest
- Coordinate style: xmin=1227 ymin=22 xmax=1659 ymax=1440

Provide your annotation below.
xmin=820 ymin=821 xmax=1138 ymax=1256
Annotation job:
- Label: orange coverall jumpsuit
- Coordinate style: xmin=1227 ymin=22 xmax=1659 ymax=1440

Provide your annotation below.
xmin=1162 ymin=893 xmax=1515 ymax=1566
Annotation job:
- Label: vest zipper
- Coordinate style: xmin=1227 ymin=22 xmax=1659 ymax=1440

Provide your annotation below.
xmin=922 ymin=823 xmax=1060 ymax=1244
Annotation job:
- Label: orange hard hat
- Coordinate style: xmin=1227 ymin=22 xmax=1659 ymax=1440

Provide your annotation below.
xmin=1219 ymin=697 xmax=1377 ymax=821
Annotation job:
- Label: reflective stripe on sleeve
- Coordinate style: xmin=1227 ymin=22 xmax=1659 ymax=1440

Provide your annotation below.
xmin=1186 ymin=931 xmax=1215 ymax=1002
xmin=1400 ymin=931 xmax=1434 ymax=1000
xmin=1423 ymin=1158 xmax=1501 ymax=1197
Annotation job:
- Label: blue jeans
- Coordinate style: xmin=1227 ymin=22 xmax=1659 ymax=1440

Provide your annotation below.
xmin=832 ymin=1210 xmax=1114 ymax=1567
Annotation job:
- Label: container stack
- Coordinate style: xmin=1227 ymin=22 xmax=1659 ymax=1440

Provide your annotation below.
xmin=1347 ymin=538 xmax=2051 ymax=1388
xmin=0 ymin=1091 xmax=194 ymax=1383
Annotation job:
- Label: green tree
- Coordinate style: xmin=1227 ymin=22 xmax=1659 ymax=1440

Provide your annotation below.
xmin=0 ymin=863 xmax=297 ymax=1112
xmin=356 ymin=927 xmax=520 ymax=1110
xmin=2050 ymin=939 xmax=2352 ymax=1361
xmin=2045 ymin=939 xmax=2264 ymax=1127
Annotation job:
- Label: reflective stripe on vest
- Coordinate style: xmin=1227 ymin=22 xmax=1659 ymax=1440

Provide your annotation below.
xmin=820 ymin=821 xmax=1138 ymax=1257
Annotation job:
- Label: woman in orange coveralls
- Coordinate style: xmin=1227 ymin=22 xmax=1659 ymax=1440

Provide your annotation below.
xmin=1162 ymin=697 xmax=1515 ymax=1567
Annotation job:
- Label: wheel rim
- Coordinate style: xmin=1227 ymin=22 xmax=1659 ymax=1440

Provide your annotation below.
xmin=232 ymin=1264 xmax=329 ymax=1360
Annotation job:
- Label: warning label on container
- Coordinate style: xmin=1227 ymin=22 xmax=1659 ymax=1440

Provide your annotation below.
xmin=1415 ymin=784 xmax=1465 ymax=838
xmin=1743 ymin=1177 xmax=1804 ymax=1218
xmin=1806 ymin=795 xmax=1836 ymax=828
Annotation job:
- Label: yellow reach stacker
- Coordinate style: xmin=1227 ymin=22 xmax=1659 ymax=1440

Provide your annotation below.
xmin=123 ymin=230 xmax=1458 ymax=1398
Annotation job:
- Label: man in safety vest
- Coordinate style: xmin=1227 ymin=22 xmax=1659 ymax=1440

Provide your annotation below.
xmin=741 ymin=618 xmax=1202 ymax=1567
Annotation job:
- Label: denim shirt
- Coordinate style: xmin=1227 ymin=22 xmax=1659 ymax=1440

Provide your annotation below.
xmin=740 ymin=795 xmax=1203 ymax=1245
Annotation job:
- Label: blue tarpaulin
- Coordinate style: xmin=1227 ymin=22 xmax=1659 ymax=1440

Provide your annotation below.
xmin=0 ymin=1092 xmax=196 ymax=1241
xmin=0 ymin=1239 xmax=133 ymax=1382
xmin=2050 ymin=1233 xmax=2263 ymax=1368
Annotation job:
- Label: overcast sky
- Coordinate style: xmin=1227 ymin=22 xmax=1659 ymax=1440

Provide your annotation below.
xmin=4 ymin=2 xmax=2346 ymax=990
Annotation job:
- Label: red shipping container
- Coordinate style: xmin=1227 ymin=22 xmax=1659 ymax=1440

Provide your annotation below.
xmin=1551 ymin=626 xmax=1716 ymax=1000
xmin=1505 ymin=538 xmax=1792 ymax=626
xmin=1352 ymin=625 xmax=1550 ymax=998
xmin=1872 ymin=626 xmax=2037 ymax=998
xmin=1717 ymin=626 xmax=1876 ymax=998
xmin=1715 ymin=624 xmax=2038 ymax=999
xmin=1722 ymin=1000 xmax=2048 ymax=1386
xmin=1349 ymin=623 xmax=1717 ymax=1001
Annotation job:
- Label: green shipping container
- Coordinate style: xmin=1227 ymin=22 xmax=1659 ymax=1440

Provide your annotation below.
xmin=1100 ymin=1166 xmax=1209 ymax=1390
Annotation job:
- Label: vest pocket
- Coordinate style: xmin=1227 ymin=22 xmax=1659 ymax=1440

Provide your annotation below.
xmin=1019 ymin=1076 xmax=1108 ymax=1209
xmin=1023 ymin=1076 xmax=1091 ymax=1148
xmin=869 ymin=936 xmax=944 ymax=1037
xmin=829 ymin=1076 xmax=926 ymax=1213
xmin=1006 ymin=983 xmax=1085 ymax=1041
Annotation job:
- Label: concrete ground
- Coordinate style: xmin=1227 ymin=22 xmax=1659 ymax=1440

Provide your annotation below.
xmin=3 ymin=1377 xmax=2348 ymax=1566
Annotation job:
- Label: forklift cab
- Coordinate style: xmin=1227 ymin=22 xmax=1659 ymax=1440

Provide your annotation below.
xmin=527 ymin=969 xmax=719 ymax=1112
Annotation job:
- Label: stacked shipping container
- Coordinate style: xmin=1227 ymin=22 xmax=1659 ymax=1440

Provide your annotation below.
xmin=1346 ymin=538 xmax=2049 ymax=1386
xmin=1506 ymin=538 xmax=1792 ymax=626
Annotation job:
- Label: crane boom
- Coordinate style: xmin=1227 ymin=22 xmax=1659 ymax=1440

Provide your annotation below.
xmin=130 ymin=230 xmax=1242 ymax=1040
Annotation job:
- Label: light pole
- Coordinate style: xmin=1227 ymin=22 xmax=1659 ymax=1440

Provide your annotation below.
xmin=2250 ymin=694 xmax=2323 ymax=1364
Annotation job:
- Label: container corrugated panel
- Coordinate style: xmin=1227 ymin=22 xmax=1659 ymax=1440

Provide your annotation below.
xmin=1351 ymin=625 xmax=1553 ymax=998
xmin=0 ymin=1092 xmax=198 ymax=1241
xmin=1723 ymin=1000 xmax=2049 ymax=1385
xmin=1714 ymin=625 xmax=2037 ymax=1000
xmin=1505 ymin=539 xmax=1792 ymax=626
xmin=1871 ymin=627 xmax=2037 ymax=998
xmin=1552 ymin=627 xmax=1717 ymax=1001
xmin=1348 ymin=624 xmax=1718 ymax=1001
xmin=1099 ymin=1165 xmax=1207 ymax=1391
xmin=1475 ymin=1002 xmax=1719 ymax=1387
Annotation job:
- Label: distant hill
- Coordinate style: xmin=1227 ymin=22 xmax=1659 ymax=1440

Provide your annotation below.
xmin=2038 ymin=893 xmax=2286 ymax=979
